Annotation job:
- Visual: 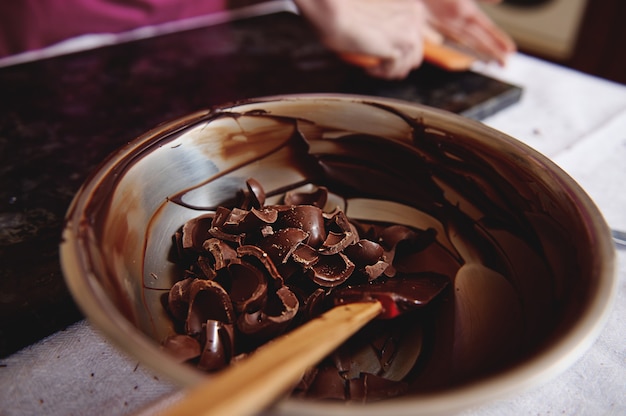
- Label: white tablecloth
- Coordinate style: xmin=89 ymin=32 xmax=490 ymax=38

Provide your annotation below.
xmin=1 ymin=53 xmax=625 ymax=416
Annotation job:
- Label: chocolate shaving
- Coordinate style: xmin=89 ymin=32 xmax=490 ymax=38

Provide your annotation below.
xmin=227 ymin=261 xmax=268 ymax=313
xmin=186 ymin=279 xmax=235 ymax=335
xmin=257 ymin=227 xmax=309 ymax=265
xmin=209 ymin=207 xmax=245 ymax=244
xmin=320 ymin=230 xmax=358 ymax=255
xmin=228 ymin=207 xmax=278 ymax=235
xmin=301 ymin=288 xmax=327 ymax=320
xmin=203 ymin=238 xmax=238 ymax=270
xmin=291 ymin=244 xmax=320 ymax=268
xmin=167 ymin=278 xmax=194 ymax=321
xmin=344 ymin=239 xmax=385 ymax=268
xmin=363 ymin=260 xmax=390 ymax=281
xmin=181 ymin=213 xmax=215 ymax=251
xmin=327 ymin=209 xmax=353 ymax=234
xmin=236 ymin=244 xmax=284 ymax=285
xmin=223 ymin=207 xmax=249 ymax=231
xmin=310 ymin=252 xmax=355 ymax=287
xmin=196 ymin=255 xmax=218 ymax=280
xmin=245 ymin=177 xmax=266 ymax=209
xmin=237 ymin=286 xmax=299 ymax=340
xmin=208 ymin=225 xmax=244 ymax=245
xmin=198 ymin=320 xmax=235 ymax=371
xmin=275 ymin=205 xmax=326 ymax=248
xmin=284 ymin=186 xmax=328 ymax=208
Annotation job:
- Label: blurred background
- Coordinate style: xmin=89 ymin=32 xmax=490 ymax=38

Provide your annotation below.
xmin=478 ymin=0 xmax=625 ymax=85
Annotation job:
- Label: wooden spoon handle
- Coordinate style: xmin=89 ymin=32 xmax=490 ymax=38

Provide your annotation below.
xmin=158 ymin=301 xmax=383 ymax=416
xmin=340 ymin=39 xmax=476 ymax=72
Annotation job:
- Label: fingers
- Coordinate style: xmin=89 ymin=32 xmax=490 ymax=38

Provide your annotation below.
xmin=422 ymin=0 xmax=515 ymax=65
xmin=444 ymin=13 xmax=514 ymax=65
xmin=296 ymin=0 xmax=515 ymax=79
xmin=367 ymin=41 xmax=425 ymax=79
xmin=341 ymin=0 xmax=427 ymax=79
xmin=295 ymin=0 xmax=427 ymax=80
xmin=462 ymin=9 xmax=515 ymax=63
xmin=340 ymin=42 xmax=424 ymax=80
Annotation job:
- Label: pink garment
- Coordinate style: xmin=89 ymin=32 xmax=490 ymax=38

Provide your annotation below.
xmin=0 ymin=0 xmax=227 ymax=57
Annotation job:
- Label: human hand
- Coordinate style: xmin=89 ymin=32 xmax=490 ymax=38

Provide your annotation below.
xmin=294 ymin=0 xmax=515 ymax=79
xmin=294 ymin=0 xmax=429 ymax=79
xmin=421 ymin=0 xmax=515 ymax=65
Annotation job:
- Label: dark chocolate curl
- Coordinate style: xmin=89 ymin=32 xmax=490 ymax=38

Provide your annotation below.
xmin=227 ymin=261 xmax=268 ymax=313
xmin=196 ymin=255 xmax=218 ymax=280
xmin=237 ymin=286 xmax=299 ymax=339
xmin=310 ymin=252 xmax=355 ymax=287
xmin=167 ymin=278 xmax=194 ymax=321
xmin=211 ymin=206 xmax=231 ymax=229
xmin=209 ymin=207 xmax=245 ymax=244
xmin=203 ymin=238 xmax=238 ymax=270
xmin=319 ymin=230 xmax=358 ymax=255
xmin=208 ymin=226 xmax=244 ymax=245
xmin=246 ymin=177 xmax=266 ymax=208
xmin=275 ymin=205 xmax=326 ymax=248
xmin=186 ymin=279 xmax=235 ymax=335
xmin=238 ymin=207 xmax=278 ymax=235
xmin=236 ymin=245 xmax=284 ymax=284
xmin=224 ymin=207 xmax=249 ymax=230
xmin=301 ymin=288 xmax=327 ymax=320
xmin=291 ymin=244 xmax=319 ymax=268
xmin=344 ymin=239 xmax=385 ymax=268
xmin=363 ymin=260 xmax=390 ymax=281
xmin=227 ymin=207 xmax=278 ymax=234
xmin=250 ymin=207 xmax=278 ymax=225
xmin=258 ymin=227 xmax=309 ymax=265
xmin=181 ymin=213 xmax=215 ymax=252
xmin=283 ymin=186 xmax=328 ymax=208
xmin=198 ymin=320 xmax=235 ymax=371
xmin=326 ymin=209 xmax=353 ymax=234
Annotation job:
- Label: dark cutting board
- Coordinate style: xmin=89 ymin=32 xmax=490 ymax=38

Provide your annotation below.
xmin=0 ymin=10 xmax=521 ymax=357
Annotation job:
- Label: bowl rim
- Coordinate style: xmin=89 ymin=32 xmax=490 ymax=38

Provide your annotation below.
xmin=60 ymin=93 xmax=618 ymax=415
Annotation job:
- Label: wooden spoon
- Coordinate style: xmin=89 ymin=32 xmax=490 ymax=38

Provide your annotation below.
xmin=158 ymin=276 xmax=448 ymax=416
xmin=340 ymin=39 xmax=477 ymax=72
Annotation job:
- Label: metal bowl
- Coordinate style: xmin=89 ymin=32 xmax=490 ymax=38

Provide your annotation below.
xmin=60 ymin=94 xmax=616 ymax=415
